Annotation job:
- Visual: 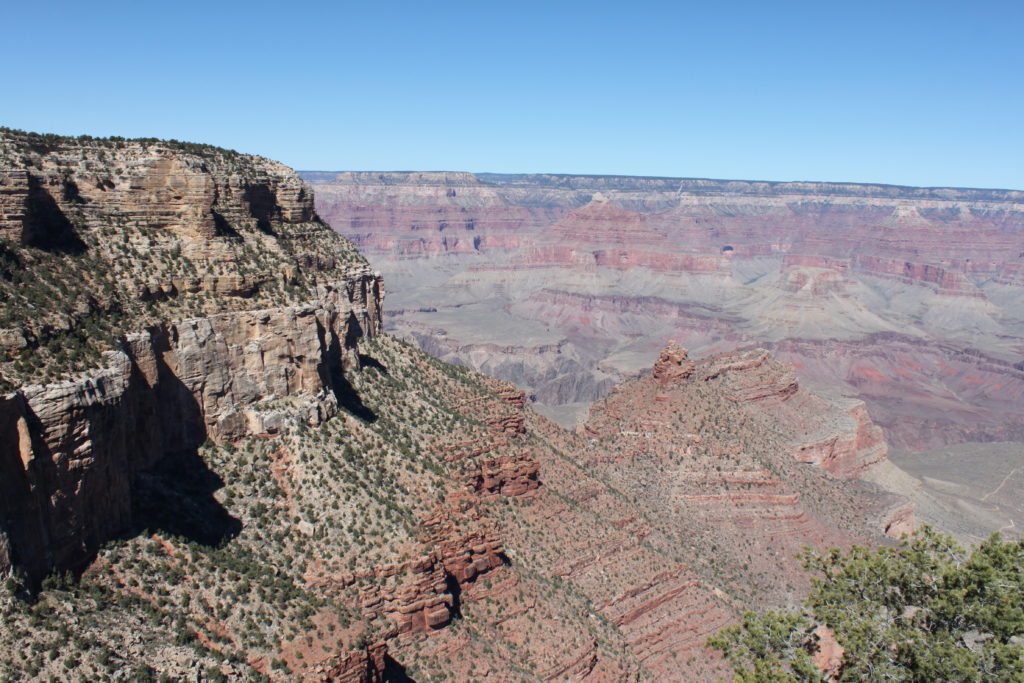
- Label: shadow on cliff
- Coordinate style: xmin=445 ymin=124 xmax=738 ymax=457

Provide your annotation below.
xmin=243 ymin=185 xmax=278 ymax=235
xmin=24 ymin=176 xmax=87 ymax=254
xmin=132 ymin=450 xmax=241 ymax=546
xmin=332 ymin=371 xmax=377 ymax=423
xmin=358 ymin=353 xmax=388 ymax=375
xmin=322 ymin=318 xmax=379 ymax=423
xmin=444 ymin=572 xmax=463 ymax=620
xmin=212 ymin=210 xmax=241 ymax=239
xmin=383 ymin=656 xmax=418 ymax=683
xmin=1 ymin=337 xmax=242 ymax=593
xmin=131 ymin=331 xmax=241 ymax=546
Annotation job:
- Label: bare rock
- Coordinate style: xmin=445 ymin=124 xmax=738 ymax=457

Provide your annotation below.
xmin=316 ymin=642 xmax=388 ymax=683
xmin=652 ymin=341 xmax=695 ymax=386
xmin=465 ymin=453 xmax=540 ymax=497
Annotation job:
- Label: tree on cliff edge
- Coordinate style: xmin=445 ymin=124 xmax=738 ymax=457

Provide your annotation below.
xmin=709 ymin=527 xmax=1024 ymax=682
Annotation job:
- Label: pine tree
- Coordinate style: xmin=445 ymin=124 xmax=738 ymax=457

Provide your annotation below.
xmin=709 ymin=527 xmax=1024 ymax=681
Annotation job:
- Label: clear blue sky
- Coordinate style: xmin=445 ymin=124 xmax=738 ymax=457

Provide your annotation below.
xmin=4 ymin=1 xmax=1023 ymax=189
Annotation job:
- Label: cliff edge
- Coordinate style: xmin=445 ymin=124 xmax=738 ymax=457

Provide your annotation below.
xmin=0 ymin=129 xmax=382 ymax=584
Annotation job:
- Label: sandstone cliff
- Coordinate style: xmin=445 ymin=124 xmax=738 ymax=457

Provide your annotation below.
xmin=0 ymin=129 xmax=382 ymax=585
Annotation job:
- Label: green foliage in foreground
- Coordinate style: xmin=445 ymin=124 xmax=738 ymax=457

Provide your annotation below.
xmin=709 ymin=527 xmax=1024 ymax=682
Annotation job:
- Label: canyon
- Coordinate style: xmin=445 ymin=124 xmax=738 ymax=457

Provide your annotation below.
xmin=0 ymin=130 xmax=922 ymax=681
xmin=305 ymin=171 xmax=1024 ymax=455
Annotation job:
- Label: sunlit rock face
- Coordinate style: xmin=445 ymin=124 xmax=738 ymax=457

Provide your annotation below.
xmin=0 ymin=131 xmax=382 ymax=584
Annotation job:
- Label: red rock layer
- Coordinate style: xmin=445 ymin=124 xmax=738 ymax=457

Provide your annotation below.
xmin=576 ymin=345 xmax=907 ymax=616
xmin=432 ymin=373 xmax=738 ymax=680
xmin=652 ymin=341 xmax=697 ymax=386
xmin=856 ymin=255 xmax=983 ymax=296
xmin=315 ymin=643 xmax=387 ymax=683
xmin=464 ymin=453 xmax=540 ymax=497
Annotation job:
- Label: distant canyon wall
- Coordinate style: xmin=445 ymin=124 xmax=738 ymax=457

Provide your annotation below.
xmin=305 ymin=171 xmax=1024 ymax=449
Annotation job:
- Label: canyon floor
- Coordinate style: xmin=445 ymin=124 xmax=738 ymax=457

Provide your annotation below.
xmin=879 ymin=442 xmax=1024 ymax=544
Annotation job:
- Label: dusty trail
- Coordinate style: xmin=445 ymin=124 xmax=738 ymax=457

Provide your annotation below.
xmin=982 ymin=467 xmax=1020 ymax=502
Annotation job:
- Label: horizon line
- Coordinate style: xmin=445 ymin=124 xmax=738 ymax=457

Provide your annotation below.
xmin=297 ymin=169 xmax=1024 ymax=196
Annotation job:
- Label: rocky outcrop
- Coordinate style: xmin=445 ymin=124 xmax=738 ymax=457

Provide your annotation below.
xmin=652 ymin=341 xmax=696 ymax=387
xmin=158 ymin=274 xmax=382 ymax=440
xmin=494 ymin=382 xmax=526 ymax=407
xmin=702 ymin=349 xmax=800 ymax=403
xmin=0 ymin=130 xmax=375 ymax=388
xmin=315 ymin=643 xmax=388 ymax=683
xmin=1 ymin=135 xmax=314 ymax=245
xmin=0 ymin=271 xmax=381 ymax=584
xmin=1 ymin=353 xmax=161 ymax=581
xmin=883 ymin=502 xmax=917 ymax=539
xmin=464 ymin=453 xmax=540 ymax=497
xmin=359 ymin=557 xmax=456 ymax=635
xmin=577 ymin=343 xmax=906 ymax=608
xmin=791 ymin=400 xmax=889 ymax=479
xmin=692 ymin=348 xmax=891 ymax=480
xmin=315 ymin=520 xmax=506 ymax=638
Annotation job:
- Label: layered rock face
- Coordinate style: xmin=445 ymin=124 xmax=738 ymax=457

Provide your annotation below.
xmin=388 ymin=340 xmax=903 ymax=680
xmin=315 ymin=643 xmax=387 ymax=683
xmin=574 ymin=344 xmax=907 ymax=613
xmin=0 ymin=136 xmax=315 ymax=246
xmin=501 ymin=343 xmax=904 ymax=679
xmin=0 ymin=283 xmax=381 ymax=583
xmin=0 ymin=135 xmax=914 ymax=681
xmin=0 ymin=130 xmax=382 ymax=584
xmin=305 ymin=171 xmax=1024 ymax=450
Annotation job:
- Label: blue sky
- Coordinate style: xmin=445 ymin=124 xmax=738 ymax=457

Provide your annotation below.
xmin=4 ymin=1 xmax=1023 ymax=189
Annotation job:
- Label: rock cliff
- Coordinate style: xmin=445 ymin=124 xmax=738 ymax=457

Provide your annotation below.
xmin=0 ymin=129 xmax=383 ymax=585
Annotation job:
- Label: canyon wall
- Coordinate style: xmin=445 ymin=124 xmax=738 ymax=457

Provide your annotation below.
xmin=0 ymin=130 xmax=383 ymax=584
xmin=0 ymin=281 xmax=381 ymax=583
xmin=305 ymin=171 xmax=1024 ymax=450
